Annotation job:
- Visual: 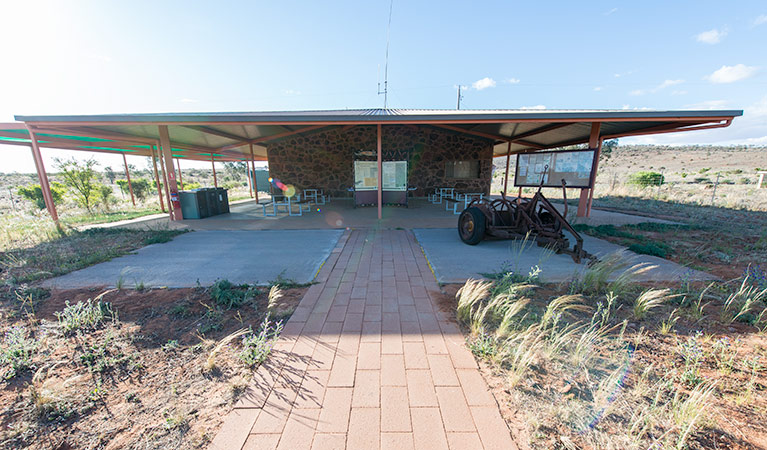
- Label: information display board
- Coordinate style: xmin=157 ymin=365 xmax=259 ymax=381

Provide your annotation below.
xmin=354 ymin=161 xmax=378 ymax=191
xmin=354 ymin=161 xmax=407 ymax=191
xmin=382 ymin=161 xmax=407 ymax=191
xmin=514 ymin=149 xmax=596 ymax=188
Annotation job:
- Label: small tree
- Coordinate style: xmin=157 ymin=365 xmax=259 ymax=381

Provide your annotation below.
xmin=116 ymin=178 xmax=152 ymax=201
xmin=223 ymin=162 xmax=247 ymax=180
xmin=17 ymin=182 xmax=66 ymax=210
xmin=601 ymin=139 xmax=618 ymax=161
xmin=55 ymin=157 xmax=100 ymax=213
xmin=96 ymin=185 xmax=116 ymax=211
xmin=104 ymin=167 xmax=116 ymax=184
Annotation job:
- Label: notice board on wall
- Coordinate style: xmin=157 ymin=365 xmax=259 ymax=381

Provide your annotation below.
xmin=354 ymin=161 xmax=407 ymax=191
xmin=514 ymin=149 xmax=596 ymax=188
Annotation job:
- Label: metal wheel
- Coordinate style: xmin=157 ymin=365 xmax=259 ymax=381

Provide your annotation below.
xmin=458 ymin=207 xmax=486 ymax=245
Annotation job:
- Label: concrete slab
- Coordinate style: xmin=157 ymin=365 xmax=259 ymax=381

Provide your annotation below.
xmin=412 ymin=228 xmax=713 ymax=284
xmin=96 ymin=198 xmax=673 ymax=232
xmin=43 ymin=229 xmax=344 ymax=289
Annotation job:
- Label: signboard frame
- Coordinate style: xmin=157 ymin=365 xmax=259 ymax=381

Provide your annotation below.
xmin=513 ymin=148 xmax=597 ymax=189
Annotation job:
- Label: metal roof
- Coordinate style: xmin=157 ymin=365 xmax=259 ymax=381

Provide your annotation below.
xmin=1 ymin=108 xmax=743 ymax=160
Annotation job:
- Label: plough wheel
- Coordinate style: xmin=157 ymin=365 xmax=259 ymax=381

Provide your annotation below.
xmin=458 ymin=207 xmax=486 ymax=245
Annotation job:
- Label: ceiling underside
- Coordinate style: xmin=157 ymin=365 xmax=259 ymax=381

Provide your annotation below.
xmin=1 ymin=109 xmax=742 ymax=161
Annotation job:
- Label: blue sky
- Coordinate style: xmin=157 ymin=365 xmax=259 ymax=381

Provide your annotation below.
xmin=1 ymin=0 xmax=765 ymax=173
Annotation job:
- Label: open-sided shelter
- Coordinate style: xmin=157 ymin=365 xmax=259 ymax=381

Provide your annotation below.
xmin=1 ymin=108 xmax=743 ymax=223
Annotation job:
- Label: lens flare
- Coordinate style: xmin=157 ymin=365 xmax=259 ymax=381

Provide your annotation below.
xmin=284 ymin=185 xmax=296 ymax=197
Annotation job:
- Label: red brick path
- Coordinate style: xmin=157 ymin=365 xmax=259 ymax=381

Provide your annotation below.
xmin=210 ymin=229 xmax=519 ymax=450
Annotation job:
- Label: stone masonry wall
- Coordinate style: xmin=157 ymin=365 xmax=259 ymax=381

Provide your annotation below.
xmin=266 ymin=125 xmax=494 ymax=198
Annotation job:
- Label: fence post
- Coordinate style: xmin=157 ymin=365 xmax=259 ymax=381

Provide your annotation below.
xmin=710 ymin=173 xmax=720 ymax=205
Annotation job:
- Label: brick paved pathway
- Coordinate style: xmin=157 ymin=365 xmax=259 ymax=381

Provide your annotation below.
xmin=210 ymin=229 xmax=519 ymax=450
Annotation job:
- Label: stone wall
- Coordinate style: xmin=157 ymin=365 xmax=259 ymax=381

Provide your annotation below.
xmin=266 ymin=125 xmax=494 ymax=197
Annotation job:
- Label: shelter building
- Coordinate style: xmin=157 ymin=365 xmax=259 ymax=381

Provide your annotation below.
xmin=1 ymin=108 xmax=743 ymax=223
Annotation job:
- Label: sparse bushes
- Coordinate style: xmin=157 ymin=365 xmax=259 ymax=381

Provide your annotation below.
xmin=209 ymin=279 xmax=257 ymax=309
xmin=628 ymin=171 xmax=664 ymax=187
xmin=0 ymin=326 xmax=37 ymax=378
xmin=17 ymin=182 xmax=66 ymax=210
xmin=55 ymin=291 xmax=116 ymax=334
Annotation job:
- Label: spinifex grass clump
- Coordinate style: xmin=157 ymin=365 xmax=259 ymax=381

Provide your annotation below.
xmin=454 ymin=252 xmax=730 ymax=450
xmin=209 ymin=279 xmax=257 ymax=309
xmin=0 ymin=325 xmax=37 ymax=379
xmin=55 ymin=291 xmax=117 ymax=334
xmin=238 ymin=315 xmax=284 ymax=367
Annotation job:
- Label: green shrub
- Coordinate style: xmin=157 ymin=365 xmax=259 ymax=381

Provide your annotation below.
xmin=182 ymin=182 xmax=202 ymax=190
xmin=116 ymin=178 xmax=152 ymax=201
xmin=628 ymin=171 xmax=664 ymax=188
xmin=17 ymin=182 xmax=66 ymax=210
xmin=210 ymin=279 xmax=254 ymax=309
xmin=55 ymin=294 xmax=116 ymax=334
xmin=628 ymin=242 xmax=669 ymax=258
xmin=0 ymin=326 xmax=37 ymax=379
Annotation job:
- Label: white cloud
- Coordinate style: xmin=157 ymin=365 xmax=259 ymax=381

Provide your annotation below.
xmin=472 ymin=77 xmax=496 ymax=90
xmin=695 ymin=28 xmax=727 ymax=44
xmin=629 ymin=79 xmax=684 ymax=96
xmin=593 ymin=86 xmax=603 ymax=91
xmin=180 ymin=98 xmax=198 ymax=103
xmin=504 ymin=78 xmax=521 ymax=84
xmin=671 ymin=90 xmax=687 ymax=96
xmin=684 ymin=100 xmax=728 ymax=109
xmin=284 ymin=89 xmax=301 ymax=95
xmin=706 ymin=64 xmax=758 ymax=83
xmin=520 ymin=105 xmax=546 ymax=110
xmin=754 ymin=14 xmax=767 ymax=26
xmin=604 ymin=8 xmax=618 ymax=16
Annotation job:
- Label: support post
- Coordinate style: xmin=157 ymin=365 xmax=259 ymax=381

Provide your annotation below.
xmin=25 ymin=126 xmax=59 ymax=223
xmin=502 ymin=141 xmax=511 ymax=196
xmin=157 ymin=143 xmax=172 ymax=214
xmin=377 ymin=124 xmax=382 ymax=220
xmin=246 ymin=144 xmax=254 ymax=198
xmin=587 ymin=138 xmax=603 ymax=215
xmin=176 ymin=158 xmax=184 ymax=190
xmin=211 ymin=155 xmax=218 ymax=188
xmin=250 ymin=144 xmax=259 ymax=202
xmin=150 ymin=145 xmax=166 ymax=212
xmin=577 ymin=122 xmax=600 ymax=217
xmin=123 ymin=153 xmax=136 ymax=206
xmin=159 ymin=126 xmax=182 ymax=220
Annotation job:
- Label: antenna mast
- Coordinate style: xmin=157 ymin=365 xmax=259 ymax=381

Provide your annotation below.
xmin=378 ymin=0 xmax=393 ymax=109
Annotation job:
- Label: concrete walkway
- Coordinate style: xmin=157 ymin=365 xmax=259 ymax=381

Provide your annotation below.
xmin=43 ymin=230 xmax=343 ymax=288
xmin=210 ymin=229 xmax=518 ymax=450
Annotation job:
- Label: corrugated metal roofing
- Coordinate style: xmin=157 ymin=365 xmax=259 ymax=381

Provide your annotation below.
xmin=2 ymin=108 xmax=743 ymax=161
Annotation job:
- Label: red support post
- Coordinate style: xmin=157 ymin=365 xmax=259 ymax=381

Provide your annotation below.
xmin=587 ymin=138 xmax=604 ymax=215
xmin=159 ymin=126 xmax=182 ymax=220
xmin=377 ymin=124 xmax=382 ymax=220
xmin=577 ymin=122 xmax=601 ymax=217
xmin=150 ymin=145 xmax=166 ymax=212
xmin=123 ymin=153 xmax=136 ymax=206
xmin=157 ymin=143 xmax=172 ymax=214
xmin=25 ymin=126 xmax=59 ymax=224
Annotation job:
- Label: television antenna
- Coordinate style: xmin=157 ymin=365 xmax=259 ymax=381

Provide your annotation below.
xmin=377 ymin=0 xmax=394 ymax=109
